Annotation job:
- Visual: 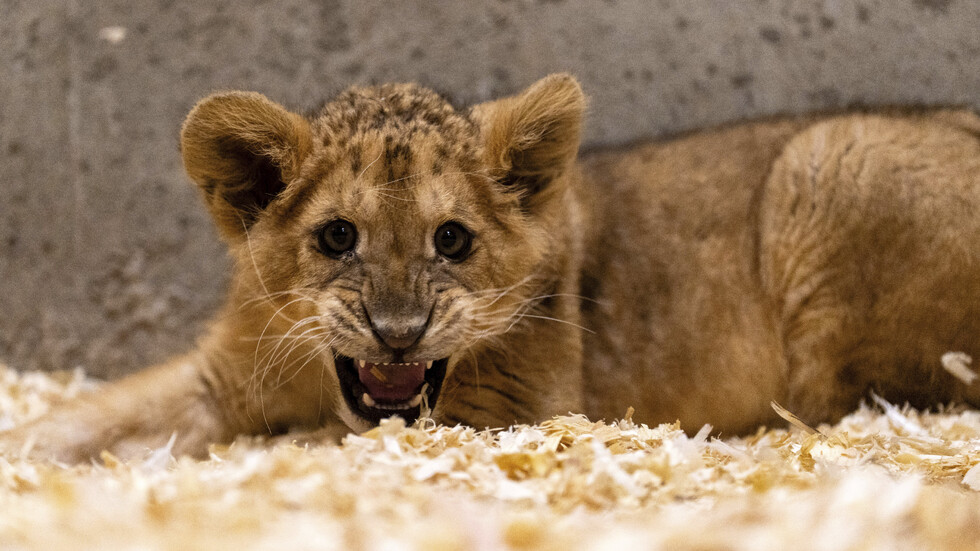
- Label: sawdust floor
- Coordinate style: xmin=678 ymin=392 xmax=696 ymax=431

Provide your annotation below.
xmin=2 ymin=364 xmax=980 ymax=550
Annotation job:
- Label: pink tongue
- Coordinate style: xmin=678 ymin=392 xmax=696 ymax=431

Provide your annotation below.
xmin=358 ymin=361 xmax=425 ymax=402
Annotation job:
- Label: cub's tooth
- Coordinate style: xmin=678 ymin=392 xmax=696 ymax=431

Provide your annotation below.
xmin=362 ymin=393 xmax=376 ymax=407
xmin=408 ymin=394 xmax=423 ymax=407
xmin=383 ymin=362 xmax=390 ymax=366
xmin=425 ymin=361 xmax=433 ymax=370
xmin=358 ymin=359 xmax=366 ymax=368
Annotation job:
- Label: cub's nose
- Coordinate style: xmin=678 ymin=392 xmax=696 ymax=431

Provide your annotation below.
xmin=370 ymin=317 xmax=428 ymax=351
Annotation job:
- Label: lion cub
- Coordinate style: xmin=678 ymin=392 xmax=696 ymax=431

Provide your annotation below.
xmin=4 ymin=74 xmax=980 ymax=462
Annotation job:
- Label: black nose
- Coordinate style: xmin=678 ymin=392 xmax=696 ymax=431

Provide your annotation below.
xmin=370 ymin=317 xmax=427 ymax=351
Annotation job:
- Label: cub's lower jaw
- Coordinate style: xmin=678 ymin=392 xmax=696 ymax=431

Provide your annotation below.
xmin=334 ymin=355 xmax=450 ymax=425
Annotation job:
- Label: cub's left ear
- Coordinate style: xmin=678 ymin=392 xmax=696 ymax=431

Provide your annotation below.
xmin=180 ymin=91 xmax=312 ymax=242
xmin=476 ymin=74 xmax=585 ymax=208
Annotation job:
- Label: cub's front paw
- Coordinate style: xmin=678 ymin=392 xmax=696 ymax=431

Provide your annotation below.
xmin=0 ymin=422 xmax=90 ymax=463
xmin=0 ymin=430 xmax=25 ymax=459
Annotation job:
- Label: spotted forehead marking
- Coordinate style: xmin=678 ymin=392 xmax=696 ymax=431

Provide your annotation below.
xmin=297 ymin=83 xmax=485 ymax=204
xmin=312 ymin=83 xmax=478 ymax=146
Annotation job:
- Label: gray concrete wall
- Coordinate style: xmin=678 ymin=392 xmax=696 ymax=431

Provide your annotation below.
xmin=2 ymin=0 xmax=979 ymax=378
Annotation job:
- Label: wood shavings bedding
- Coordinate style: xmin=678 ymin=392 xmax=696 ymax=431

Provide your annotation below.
xmin=2 ymin=364 xmax=980 ymax=550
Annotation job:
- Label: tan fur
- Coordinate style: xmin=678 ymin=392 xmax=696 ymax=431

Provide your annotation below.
xmin=4 ymin=75 xmax=980 ymax=462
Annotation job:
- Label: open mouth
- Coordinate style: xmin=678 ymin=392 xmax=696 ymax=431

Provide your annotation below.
xmin=334 ymin=355 xmax=449 ymax=424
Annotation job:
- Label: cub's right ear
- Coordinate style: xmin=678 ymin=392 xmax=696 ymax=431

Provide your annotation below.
xmin=180 ymin=92 xmax=312 ymax=242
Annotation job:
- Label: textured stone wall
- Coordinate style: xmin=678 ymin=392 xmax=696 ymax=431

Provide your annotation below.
xmin=2 ymin=0 xmax=979 ymax=378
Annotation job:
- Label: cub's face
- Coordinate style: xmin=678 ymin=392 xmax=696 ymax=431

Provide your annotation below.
xmin=180 ymin=75 xmax=584 ymax=430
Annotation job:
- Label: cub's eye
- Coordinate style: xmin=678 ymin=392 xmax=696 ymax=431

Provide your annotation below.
xmin=434 ymin=222 xmax=473 ymax=261
xmin=318 ymin=219 xmax=358 ymax=257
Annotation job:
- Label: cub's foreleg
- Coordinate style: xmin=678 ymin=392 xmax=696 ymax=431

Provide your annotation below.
xmin=0 ymin=355 xmax=231 ymax=462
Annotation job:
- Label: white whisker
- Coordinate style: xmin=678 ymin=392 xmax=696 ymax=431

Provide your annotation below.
xmin=510 ymin=313 xmax=595 ymax=334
